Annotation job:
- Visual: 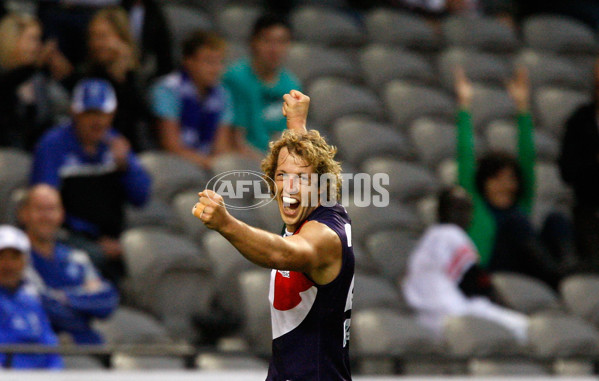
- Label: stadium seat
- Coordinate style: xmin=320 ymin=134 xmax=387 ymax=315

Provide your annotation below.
xmin=237 ymin=268 xmax=272 ymax=357
xmin=138 ymin=151 xmax=208 ymax=202
xmin=111 ymin=353 xmax=186 ymax=369
xmin=308 ymin=78 xmax=384 ymax=126
xmin=290 ymin=5 xmax=365 ymax=46
xmin=332 ymin=117 xmax=412 ymax=167
xmin=409 ymin=118 xmax=456 ymax=167
xmin=171 ymin=189 xmax=208 ymax=244
xmin=352 ymin=307 xmax=440 ymax=374
xmin=437 ymin=48 xmax=511 ymax=91
xmin=528 ymin=312 xmax=599 ymax=358
xmin=491 ymin=272 xmax=562 ymax=314
xmin=522 ymin=15 xmax=598 ymax=55
xmin=286 ymin=43 xmax=359 ymax=86
xmin=216 ymin=4 xmax=261 ymax=42
xmin=360 ymin=44 xmax=436 ymax=90
xmin=468 ymin=359 xmax=548 ymax=375
xmin=485 ymin=120 xmax=560 ymax=162
xmin=94 ymin=306 xmax=172 ymax=344
xmin=202 ymin=230 xmax=248 ymax=283
xmin=468 ymin=85 xmax=516 ymax=131
xmin=0 ymin=148 xmax=31 ymax=224
xmin=384 ymin=81 xmax=455 ymax=128
xmin=125 ymin=197 xmax=179 ymax=231
xmin=441 ymin=15 xmax=519 ymax=53
xmin=253 ymin=198 xmax=283 ymax=234
xmin=63 ymin=356 xmax=105 ymax=369
xmin=515 ymin=49 xmax=591 ymax=92
xmin=361 ymin=158 xmax=439 ymax=203
xmin=195 ymin=352 xmax=269 ymax=370
xmin=533 ymin=86 xmax=590 ymax=137
xmin=364 ymin=228 xmax=421 ymax=282
xmin=365 ymin=8 xmax=439 ymax=50
xmin=535 ymin=162 xmax=573 ymax=204
xmin=353 ymin=271 xmax=408 ymax=311
xmin=443 ymin=315 xmax=524 ymax=356
xmin=161 ymin=3 xmax=213 ymax=62
xmin=560 ymin=274 xmax=599 ymax=327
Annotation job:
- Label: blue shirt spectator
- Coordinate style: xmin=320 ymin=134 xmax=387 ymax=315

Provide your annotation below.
xmin=0 ymin=225 xmax=63 ymax=369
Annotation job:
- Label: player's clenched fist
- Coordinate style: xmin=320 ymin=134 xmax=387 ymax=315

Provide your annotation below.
xmin=192 ymin=189 xmax=230 ymax=231
xmin=282 ymin=89 xmax=310 ymax=133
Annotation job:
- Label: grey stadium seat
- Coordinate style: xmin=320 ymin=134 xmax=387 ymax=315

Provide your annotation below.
xmin=522 ymin=15 xmax=598 ymax=55
xmin=437 ymin=48 xmax=511 ymax=91
xmin=353 ymin=271 xmax=408 ymax=311
xmin=308 ymin=78 xmax=384 ymax=126
xmin=361 ymin=158 xmax=439 ymax=203
xmin=202 ymin=230 xmax=249 ymax=283
xmin=443 ymin=315 xmax=524 ymax=356
xmin=365 ymin=228 xmax=421 ymax=281
xmin=533 ymin=86 xmax=590 ymax=137
xmin=384 ymin=81 xmax=455 ymax=128
xmin=365 ymin=8 xmax=439 ymax=50
xmin=125 ymin=197 xmax=179 ymax=231
xmin=63 ymin=356 xmax=105 ymax=370
xmin=515 ymin=49 xmax=591 ymax=92
xmin=94 ymin=306 xmax=172 ymax=344
xmin=290 ymin=5 xmax=365 ymax=46
xmin=485 ymin=120 xmax=560 ymax=162
xmin=535 ymin=162 xmax=572 ymax=204
xmin=491 ymin=272 xmax=562 ymax=314
xmin=286 ymin=43 xmax=359 ymax=86
xmin=161 ymin=3 xmax=212 ymax=62
xmin=138 ymin=151 xmax=208 ymax=202
xmin=409 ymin=118 xmax=456 ymax=167
xmin=528 ymin=312 xmax=599 ymax=358
xmin=172 ymin=189 xmax=208 ymax=244
xmin=195 ymin=352 xmax=269 ymax=371
xmin=237 ymin=268 xmax=272 ymax=357
xmin=469 ymin=85 xmax=516 ymax=131
xmin=468 ymin=359 xmax=548 ymax=376
xmin=560 ymin=274 xmax=599 ymax=327
xmin=111 ymin=353 xmax=185 ymax=369
xmin=360 ymin=44 xmax=436 ymax=90
xmin=332 ymin=117 xmax=412 ymax=167
xmin=441 ymin=15 xmax=518 ymax=53
xmin=0 ymin=148 xmax=31 ymax=224
xmin=216 ymin=4 xmax=261 ymax=42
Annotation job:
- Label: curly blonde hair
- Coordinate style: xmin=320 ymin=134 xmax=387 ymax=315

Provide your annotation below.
xmin=261 ymin=130 xmax=342 ymax=200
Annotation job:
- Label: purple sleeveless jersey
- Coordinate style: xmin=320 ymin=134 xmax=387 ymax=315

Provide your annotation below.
xmin=267 ymin=204 xmax=355 ymax=381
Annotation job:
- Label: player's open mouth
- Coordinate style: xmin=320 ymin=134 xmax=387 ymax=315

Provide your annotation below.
xmin=282 ymin=196 xmax=300 ymax=214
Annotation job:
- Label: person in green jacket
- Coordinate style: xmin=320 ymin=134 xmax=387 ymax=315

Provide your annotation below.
xmin=454 ymin=66 xmax=577 ymax=288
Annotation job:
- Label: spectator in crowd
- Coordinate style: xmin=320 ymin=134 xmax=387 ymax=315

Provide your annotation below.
xmin=0 ymin=12 xmax=72 ymax=150
xmin=19 ymin=184 xmax=119 ymax=345
xmin=30 ymin=78 xmax=151 ymax=286
xmin=0 ymin=225 xmax=63 ymax=369
xmin=403 ymin=186 xmax=529 ymax=343
xmin=63 ymin=6 xmax=150 ymax=152
xmin=455 ymin=67 xmax=578 ymax=288
xmin=37 ymin=0 xmax=121 ymax=66
xmin=122 ymin=0 xmax=173 ymax=80
xmin=223 ymin=14 xmax=301 ymax=153
xmin=150 ymin=30 xmax=239 ymax=170
xmin=558 ymin=59 xmax=599 ymax=270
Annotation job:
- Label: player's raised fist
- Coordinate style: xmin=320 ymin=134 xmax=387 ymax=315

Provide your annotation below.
xmin=192 ymin=189 xmax=231 ymax=231
xmin=282 ymin=89 xmax=310 ymax=133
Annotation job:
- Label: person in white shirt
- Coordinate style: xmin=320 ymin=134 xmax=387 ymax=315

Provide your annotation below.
xmin=403 ymin=186 xmax=529 ymax=343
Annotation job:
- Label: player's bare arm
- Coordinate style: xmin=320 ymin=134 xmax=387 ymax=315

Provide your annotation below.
xmin=192 ymin=189 xmax=342 ymax=285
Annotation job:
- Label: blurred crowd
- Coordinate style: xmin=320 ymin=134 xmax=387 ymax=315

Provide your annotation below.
xmin=0 ymin=0 xmax=598 ymax=370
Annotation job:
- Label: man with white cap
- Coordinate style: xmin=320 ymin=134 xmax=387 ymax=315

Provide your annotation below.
xmin=30 ymin=78 xmax=151 ymax=285
xmin=0 ymin=225 xmax=63 ymax=369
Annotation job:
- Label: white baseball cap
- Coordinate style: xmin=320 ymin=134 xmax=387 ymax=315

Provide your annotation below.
xmin=0 ymin=225 xmax=30 ymax=254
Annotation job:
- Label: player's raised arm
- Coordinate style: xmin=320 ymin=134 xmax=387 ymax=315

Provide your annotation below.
xmin=282 ymin=90 xmax=310 ymax=133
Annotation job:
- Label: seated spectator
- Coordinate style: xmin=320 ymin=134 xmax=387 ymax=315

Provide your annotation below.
xmin=0 ymin=12 xmax=72 ymax=150
xmin=122 ymin=0 xmax=173 ymax=80
xmin=30 ymin=78 xmax=151 ymax=286
xmin=455 ymin=67 xmax=578 ymax=288
xmin=19 ymin=184 xmax=119 ymax=345
xmin=403 ymin=187 xmax=529 ymax=343
xmin=559 ymin=58 xmax=599 ymax=270
xmin=223 ymin=14 xmax=301 ymax=153
xmin=63 ymin=6 xmax=150 ymax=152
xmin=150 ymin=30 xmax=240 ymax=170
xmin=0 ymin=225 xmax=63 ymax=369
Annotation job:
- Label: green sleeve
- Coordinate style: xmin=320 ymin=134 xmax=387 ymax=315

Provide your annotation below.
xmin=516 ymin=111 xmax=536 ymax=214
xmin=457 ymin=109 xmax=477 ymax=196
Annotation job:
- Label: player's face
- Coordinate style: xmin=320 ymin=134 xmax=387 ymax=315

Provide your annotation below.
xmin=73 ymin=110 xmax=114 ymax=146
xmin=251 ymin=25 xmax=291 ymax=73
xmin=20 ymin=186 xmax=64 ymax=242
xmin=0 ymin=248 xmax=25 ymax=290
xmin=274 ymin=147 xmax=318 ymax=232
xmin=484 ymin=166 xmax=519 ymax=210
xmin=184 ymin=46 xmax=226 ymax=89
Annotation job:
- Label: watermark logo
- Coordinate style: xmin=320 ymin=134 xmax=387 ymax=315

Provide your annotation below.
xmin=205 ymin=170 xmax=390 ymax=209
xmin=205 ymin=170 xmax=277 ymax=210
